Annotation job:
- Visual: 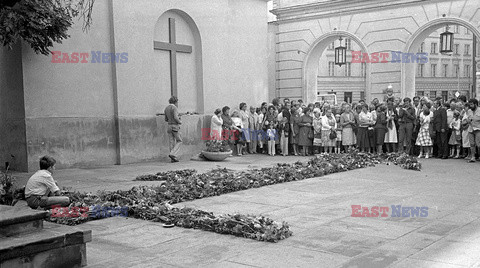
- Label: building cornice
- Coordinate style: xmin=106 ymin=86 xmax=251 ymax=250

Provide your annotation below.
xmin=271 ymin=0 xmax=453 ymax=24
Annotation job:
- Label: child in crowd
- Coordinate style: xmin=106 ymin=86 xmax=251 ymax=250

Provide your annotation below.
xmin=335 ymin=114 xmax=342 ymax=153
xmin=267 ymin=124 xmax=277 ymax=156
xmin=416 ymin=104 xmax=433 ymax=158
xmin=448 ymin=111 xmax=461 ymax=158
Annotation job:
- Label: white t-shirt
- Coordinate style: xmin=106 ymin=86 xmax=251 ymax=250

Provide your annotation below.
xmin=25 ymin=170 xmax=60 ymax=197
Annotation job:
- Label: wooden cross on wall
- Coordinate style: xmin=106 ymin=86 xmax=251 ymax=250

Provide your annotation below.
xmin=154 ymin=18 xmax=192 ymax=97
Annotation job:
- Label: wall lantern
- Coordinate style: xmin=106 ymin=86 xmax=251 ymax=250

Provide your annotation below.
xmin=440 ymin=25 xmax=454 ymax=53
xmin=335 ymin=37 xmax=346 ymax=66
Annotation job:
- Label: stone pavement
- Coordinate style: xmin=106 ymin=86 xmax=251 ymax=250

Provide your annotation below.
xmin=11 ymin=155 xmax=480 ymax=267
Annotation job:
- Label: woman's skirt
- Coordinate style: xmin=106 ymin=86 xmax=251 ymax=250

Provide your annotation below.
xmin=342 ymin=128 xmax=354 ymax=146
xmin=448 ymin=130 xmax=460 ymax=145
xmin=415 ymin=127 xmax=433 ymax=146
xmin=374 ymin=128 xmax=386 ymax=146
xmin=313 ymin=132 xmax=322 ymax=146
xmin=384 ymin=124 xmax=398 ymax=143
xmin=322 ymin=129 xmax=336 ymax=147
xmin=357 ymin=127 xmax=371 ymax=149
xmin=298 ymin=127 xmax=313 ymax=147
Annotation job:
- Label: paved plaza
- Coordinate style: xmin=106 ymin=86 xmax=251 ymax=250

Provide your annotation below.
xmin=13 ymin=156 xmax=480 ymax=267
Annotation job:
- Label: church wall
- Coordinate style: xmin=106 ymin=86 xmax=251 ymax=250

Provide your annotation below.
xmin=20 ymin=0 xmax=117 ymax=171
xmin=0 ymin=44 xmax=28 ymax=171
xmin=109 ymin=0 xmax=269 ymax=164
xmin=9 ymin=0 xmax=269 ymax=170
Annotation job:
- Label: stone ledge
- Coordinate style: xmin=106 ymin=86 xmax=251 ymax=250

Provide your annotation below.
xmin=0 ymin=205 xmax=47 ymax=227
xmin=0 ymin=223 xmax=92 ymax=261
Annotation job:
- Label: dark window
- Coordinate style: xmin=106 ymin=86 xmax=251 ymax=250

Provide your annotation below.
xmin=344 ymin=92 xmax=352 ymax=103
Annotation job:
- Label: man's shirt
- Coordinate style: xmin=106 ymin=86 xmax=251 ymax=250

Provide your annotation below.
xmin=25 ymin=170 xmax=59 ymax=197
xmin=164 ymin=104 xmax=181 ymax=125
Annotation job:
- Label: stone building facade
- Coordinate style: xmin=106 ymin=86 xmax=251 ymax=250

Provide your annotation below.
xmin=270 ymin=0 xmax=480 ymax=103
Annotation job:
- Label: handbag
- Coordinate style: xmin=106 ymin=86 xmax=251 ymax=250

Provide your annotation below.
xmin=307 ymin=128 xmax=314 ymax=139
xmin=329 ymin=129 xmax=337 ymax=139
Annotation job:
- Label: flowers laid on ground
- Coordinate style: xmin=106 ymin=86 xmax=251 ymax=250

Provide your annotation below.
xmin=46 ymin=189 xmax=292 ymax=242
xmin=134 ymin=152 xmax=420 ymax=203
xmin=17 ymin=151 xmax=421 ymax=243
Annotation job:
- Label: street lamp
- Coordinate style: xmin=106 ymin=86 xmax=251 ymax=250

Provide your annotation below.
xmin=440 ymin=25 xmax=454 ymax=53
xmin=335 ymin=37 xmax=346 ymax=66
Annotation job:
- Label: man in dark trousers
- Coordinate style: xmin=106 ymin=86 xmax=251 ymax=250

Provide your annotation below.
xmin=432 ymin=99 xmax=448 ymax=159
xmin=397 ymin=97 xmax=416 ymax=154
xmin=157 ymin=96 xmax=182 ymax=162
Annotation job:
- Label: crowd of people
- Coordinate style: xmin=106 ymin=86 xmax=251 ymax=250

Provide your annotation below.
xmin=209 ymin=94 xmax=480 ymax=162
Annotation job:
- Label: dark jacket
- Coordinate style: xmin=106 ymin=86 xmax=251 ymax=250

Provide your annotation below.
xmin=398 ymin=105 xmax=416 ymax=124
xmin=374 ymin=111 xmax=387 ymax=130
xmin=433 ymin=107 xmax=447 ymax=132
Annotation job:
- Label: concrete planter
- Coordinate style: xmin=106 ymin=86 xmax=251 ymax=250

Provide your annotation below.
xmin=201 ymin=151 xmax=232 ymax=161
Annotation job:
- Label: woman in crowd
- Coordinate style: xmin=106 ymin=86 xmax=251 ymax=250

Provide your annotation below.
xmin=290 ymin=107 xmax=301 ymax=155
xmin=210 ymin=108 xmax=223 ymax=141
xmin=257 ymin=106 xmax=267 ymax=153
xmin=248 ymin=106 xmax=258 ymax=153
xmin=461 ymin=103 xmax=471 ymax=158
xmin=384 ymin=101 xmax=398 ymax=153
xmin=221 ymin=106 xmax=239 ymax=154
xmin=298 ymin=107 xmax=313 ymax=156
xmin=335 ymin=113 xmax=342 ymax=154
xmin=416 ymin=102 xmax=433 ymax=158
xmin=321 ymin=109 xmax=337 ymax=154
xmin=239 ymin=103 xmax=250 ymax=154
xmin=340 ymin=104 xmax=355 ymax=151
xmin=231 ymin=110 xmax=244 ymax=156
xmin=357 ymin=104 xmax=374 ymax=153
xmin=312 ymin=108 xmax=323 ymax=154
xmin=374 ymin=105 xmax=387 ymax=154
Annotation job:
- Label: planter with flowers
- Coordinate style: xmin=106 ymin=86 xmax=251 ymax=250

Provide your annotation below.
xmin=201 ymin=140 xmax=232 ymax=161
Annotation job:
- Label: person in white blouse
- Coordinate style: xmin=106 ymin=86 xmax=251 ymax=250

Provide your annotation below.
xmin=357 ymin=104 xmax=374 ymax=153
xmin=239 ymin=103 xmax=250 ymax=154
xmin=321 ymin=109 xmax=337 ymax=154
xmin=210 ymin=108 xmax=223 ymax=141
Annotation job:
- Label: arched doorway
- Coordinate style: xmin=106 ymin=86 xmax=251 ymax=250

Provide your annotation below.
xmin=303 ymin=31 xmax=371 ymax=104
xmin=403 ymin=17 xmax=480 ymax=99
xmin=154 ymin=9 xmax=204 ymax=114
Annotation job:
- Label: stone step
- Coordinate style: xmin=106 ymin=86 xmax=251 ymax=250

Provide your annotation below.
xmin=0 ymin=204 xmax=47 ymax=237
xmin=0 ymin=221 xmax=92 ymax=268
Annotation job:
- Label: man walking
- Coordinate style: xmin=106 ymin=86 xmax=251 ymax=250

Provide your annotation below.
xmin=432 ymin=100 xmax=448 ymax=159
xmin=158 ymin=96 xmax=182 ymax=162
xmin=397 ymin=97 xmax=416 ymax=154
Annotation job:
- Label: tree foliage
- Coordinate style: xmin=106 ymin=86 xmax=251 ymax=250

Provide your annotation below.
xmin=0 ymin=0 xmax=95 ymax=55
